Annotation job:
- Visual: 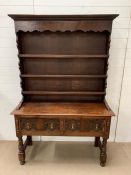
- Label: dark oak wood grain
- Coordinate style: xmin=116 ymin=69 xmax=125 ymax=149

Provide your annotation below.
xmin=9 ymin=14 xmax=118 ymax=166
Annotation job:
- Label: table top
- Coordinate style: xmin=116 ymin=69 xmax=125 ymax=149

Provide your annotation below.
xmin=12 ymin=102 xmax=114 ymax=117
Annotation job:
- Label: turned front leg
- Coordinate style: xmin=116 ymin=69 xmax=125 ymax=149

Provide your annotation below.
xmin=18 ymin=136 xmax=25 ymax=165
xmin=94 ymin=137 xmax=100 ymax=147
xmin=100 ymin=137 xmax=107 ymax=167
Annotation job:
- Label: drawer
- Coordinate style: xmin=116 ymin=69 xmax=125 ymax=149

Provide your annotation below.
xmin=20 ymin=118 xmax=61 ymax=135
xmin=64 ymin=118 xmax=109 ymax=136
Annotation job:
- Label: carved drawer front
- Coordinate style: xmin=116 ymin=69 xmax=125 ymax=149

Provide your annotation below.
xmin=81 ymin=119 xmax=106 ymax=132
xmin=64 ymin=118 xmax=107 ymax=136
xmin=20 ymin=118 xmax=60 ymax=132
xmin=19 ymin=117 xmax=109 ymax=136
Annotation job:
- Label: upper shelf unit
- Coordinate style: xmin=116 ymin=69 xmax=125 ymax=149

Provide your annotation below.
xmin=9 ymin=14 xmax=118 ymax=102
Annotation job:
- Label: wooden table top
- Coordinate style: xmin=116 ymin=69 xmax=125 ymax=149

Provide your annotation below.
xmin=12 ymin=102 xmax=114 ymax=117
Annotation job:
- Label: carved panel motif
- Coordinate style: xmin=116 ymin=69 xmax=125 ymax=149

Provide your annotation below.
xmin=65 ymin=119 xmax=81 ymax=131
xmin=21 ymin=119 xmax=36 ymax=131
xmin=43 ymin=119 xmax=60 ymax=131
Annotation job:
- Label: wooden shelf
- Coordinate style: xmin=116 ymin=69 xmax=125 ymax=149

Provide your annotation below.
xmin=19 ymin=54 xmax=108 ymax=59
xmin=21 ymin=74 xmax=107 ymax=78
xmin=22 ymin=91 xmax=105 ymax=95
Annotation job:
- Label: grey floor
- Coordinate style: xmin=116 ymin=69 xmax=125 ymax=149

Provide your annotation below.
xmin=0 ymin=141 xmax=131 ymax=175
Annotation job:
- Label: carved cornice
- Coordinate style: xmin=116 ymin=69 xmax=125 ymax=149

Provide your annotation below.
xmin=8 ymin=15 xmax=119 ymax=33
xmin=8 ymin=14 xmax=119 ymax=21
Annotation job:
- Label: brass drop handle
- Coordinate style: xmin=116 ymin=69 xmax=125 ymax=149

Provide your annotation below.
xmin=50 ymin=123 xmax=54 ymax=130
xmin=95 ymin=123 xmax=99 ymax=131
xmin=71 ymin=123 xmax=75 ymax=130
xmin=26 ymin=122 xmax=31 ymax=130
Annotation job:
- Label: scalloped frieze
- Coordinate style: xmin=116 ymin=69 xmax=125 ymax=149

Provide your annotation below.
xmin=16 ymin=29 xmax=110 ymax=33
xmin=15 ymin=20 xmax=112 ymax=33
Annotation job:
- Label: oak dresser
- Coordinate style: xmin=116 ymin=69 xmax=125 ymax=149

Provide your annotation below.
xmin=9 ymin=14 xmax=118 ymax=166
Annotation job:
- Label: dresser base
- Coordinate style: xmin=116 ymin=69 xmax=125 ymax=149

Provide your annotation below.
xmin=13 ymin=102 xmax=113 ymax=166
